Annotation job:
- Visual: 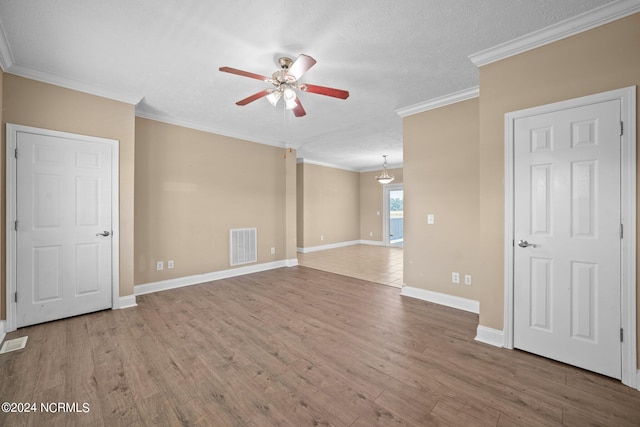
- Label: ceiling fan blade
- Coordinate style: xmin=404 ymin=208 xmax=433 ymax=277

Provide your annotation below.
xmin=236 ymin=89 xmax=272 ymax=106
xmin=219 ymin=66 xmax=271 ymax=82
xmin=302 ymin=84 xmax=349 ymax=100
xmin=292 ymin=99 xmax=306 ymax=117
xmin=286 ymin=54 xmax=316 ymax=80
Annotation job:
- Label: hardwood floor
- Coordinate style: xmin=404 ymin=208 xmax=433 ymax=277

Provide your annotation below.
xmin=1 ymin=266 xmax=639 ymax=426
xmin=297 ymin=245 xmax=403 ymax=288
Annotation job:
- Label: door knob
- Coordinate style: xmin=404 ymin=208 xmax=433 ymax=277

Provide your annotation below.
xmin=518 ymin=240 xmax=537 ymax=248
xmin=96 ymin=231 xmax=111 ymax=237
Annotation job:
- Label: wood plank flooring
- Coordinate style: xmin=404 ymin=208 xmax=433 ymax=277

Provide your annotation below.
xmin=1 ymin=266 xmax=639 ymax=426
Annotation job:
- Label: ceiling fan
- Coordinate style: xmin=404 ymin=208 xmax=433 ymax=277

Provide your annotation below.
xmin=219 ymin=54 xmax=349 ymax=117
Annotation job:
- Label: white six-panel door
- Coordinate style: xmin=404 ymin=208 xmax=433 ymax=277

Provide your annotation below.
xmin=513 ymin=99 xmax=621 ymax=379
xmin=15 ymin=130 xmax=113 ymax=327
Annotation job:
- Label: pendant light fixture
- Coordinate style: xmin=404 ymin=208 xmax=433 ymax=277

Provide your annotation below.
xmin=376 ymin=155 xmax=395 ymax=184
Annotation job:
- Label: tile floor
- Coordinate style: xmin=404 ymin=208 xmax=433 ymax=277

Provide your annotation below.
xmin=297 ymin=244 xmax=404 ymax=288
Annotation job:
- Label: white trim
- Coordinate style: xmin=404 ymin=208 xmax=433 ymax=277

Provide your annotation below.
xmin=297 ymin=240 xmax=361 ymax=253
xmin=470 ymin=0 xmax=640 ymax=67
xmin=0 ymin=321 xmax=6 ymax=344
xmin=136 ymin=109 xmax=284 ymax=149
xmin=285 ymin=258 xmax=299 ymax=267
xmin=359 ymin=164 xmax=403 ymax=173
xmin=6 ymin=65 xmax=142 ymax=105
xmin=0 ymin=17 xmax=14 ymax=71
xmin=504 ymin=86 xmax=636 ymax=389
xmin=114 ymin=295 xmax=137 ymax=309
xmin=637 ymin=370 xmax=640 ymax=391
xmin=383 ymin=183 xmax=404 ymax=246
xmin=395 ymin=86 xmax=479 ymax=117
xmin=401 ymin=286 xmax=479 ymax=314
xmin=475 ymin=325 xmax=504 ymax=348
xmin=295 ymin=157 xmax=360 ymax=173
xmin=297 ymin=240 xmax=386 ymax=253
xmin=5 ymin=124 xmax=121 ymax=332
xmin=135 ymin=260 xmax=292 ymax=296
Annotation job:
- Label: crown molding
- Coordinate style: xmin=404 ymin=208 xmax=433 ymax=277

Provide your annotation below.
xmin=359 ymin=163 xmax=403 ymax=173
xmin=135 ymin=109 xmax=286 ymax=149
xmin=6 ymin=64 xmax=143 ymax=105
xmin=469 ymin=0 xmax=640 ymax=67
xmin=0 ymin=18 xmax=14 ymax=71
xmin=295 ymin=158 xmax=360 ymax=172
xmin=297 ymin=157 xmax=403 ymax=173
xmin=395 ymin=86 xmax=479 ymax=117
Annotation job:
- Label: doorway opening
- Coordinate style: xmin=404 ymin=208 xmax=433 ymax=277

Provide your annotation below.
xmin=384 ymin=184 xmax=404 ymax=247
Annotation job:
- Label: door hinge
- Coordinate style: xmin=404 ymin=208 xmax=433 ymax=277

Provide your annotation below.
xmin=620 ymin=328 xmax=624 ymax=342
xmin=620 ymin=121 xmax=624 ymax=136
xmin=14 ymin=292 xmax=17 ymax=303
xmin=620 ymin=223 xmax=623 ymax=239
xmin=14 ymin=220 xmax=18 ymax=231
xmin=14 ymin=148 xmax=17 ymax=159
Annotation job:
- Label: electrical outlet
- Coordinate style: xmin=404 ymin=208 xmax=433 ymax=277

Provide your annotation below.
xmin=452 ymin=272 xmax=460 ymax=283
xmin=271 ymin=247 xmax=275 ymax=255
xmin=168 ymin=260 xmax=174 ymax=269
xmin=156 ymin=261 xmax=164 ymax=271
xmin=465 ymin=275 xmax=472 ymax=285
xmin=428 ymin=214 xmax=435 ymax=225
xmin=320 ymin=235 xmax=324 ymax=241
xmin=369 ymin=231 xmax=373 ymax=237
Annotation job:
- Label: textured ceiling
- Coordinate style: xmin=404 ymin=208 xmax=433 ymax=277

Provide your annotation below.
xmin=0 ymin=0 xmax=617 ymax=170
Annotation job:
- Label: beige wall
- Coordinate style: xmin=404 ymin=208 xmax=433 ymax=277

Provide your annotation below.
xmin=297 ymin=162 xmax=360 ymax=248
xmin=1 ymin=74 xmax=136 ymax=318
xmin=359 ymin=168 xmax=403 ymax=242
xmin=478 ymin=13 xmax=640 ymax=336
xmin=135 ymin=117 xmax=291 ymax=284
xmin=296 ymin=163 xmax=304 ymax=247
xmin=403 ymin=99 xmax=480 ymax=300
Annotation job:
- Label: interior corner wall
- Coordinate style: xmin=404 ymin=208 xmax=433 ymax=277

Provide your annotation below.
xmin=359 ymin=168 xmax=403 ymax=242
xmin=403 ymin=98 xmax=480 ymax=301
xmin=296 ymin=162 xmax=304 ymax=248
xmin=477 ymin=13 xmax=640 ymax=357
xmin=134 ymin=117 xmax=288 ymax=285
xmin=1 ymin=74 xmax=136 ymax=315
xmin=298 ymin=163 xmax=360 ymax=248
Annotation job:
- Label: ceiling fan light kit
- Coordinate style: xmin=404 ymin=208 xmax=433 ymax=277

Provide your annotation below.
xmin=376 ymin=155 xmax=395 ymax=184
xmin=219 ymin=54 xmax=349 ymax=117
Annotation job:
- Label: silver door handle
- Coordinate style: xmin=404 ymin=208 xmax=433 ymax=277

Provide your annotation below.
xmin=518 ymin=240 xmax=537 ymax=248
xmin=96 ymin=231 xmax=111 ymax=237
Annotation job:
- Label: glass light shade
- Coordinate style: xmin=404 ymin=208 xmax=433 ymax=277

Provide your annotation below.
xmin=283 ymin=87 xmax=297 ymax=101
xmin=376 ymin=155 xmax=394 ymax=184
xmin=284 ymin=98 xmax=298 ymax=110
xmin=266 ymin=91 xmax=281 ymax=107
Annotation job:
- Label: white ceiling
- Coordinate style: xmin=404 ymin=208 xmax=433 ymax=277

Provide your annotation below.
xmin=0 ymin=0 xmax=619 ymax=170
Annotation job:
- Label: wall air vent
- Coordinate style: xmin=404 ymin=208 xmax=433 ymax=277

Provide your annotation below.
xmin=230 ymin=228 xmax=257 ymax=266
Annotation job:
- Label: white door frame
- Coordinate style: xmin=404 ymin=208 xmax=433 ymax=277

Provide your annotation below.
xmin=503 ymin=87 xmax=637 ymax=388
xmin=5 ymin=124 xmax=120 ymax=332
xmin=383 ymin=183 xmax=404 ymax=246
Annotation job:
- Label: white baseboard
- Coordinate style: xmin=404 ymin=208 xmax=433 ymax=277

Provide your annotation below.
xmin=475 ymin=325 xmax=505 ymax=348
xmin=359 ymin=239 xmax=385 ymax=246
xmin=135 ymin=259 xmax=293 ymax=296
xmin=285 ymin=258 xmax=298 ymax=267
xmin=401 ymin=286 xmax=479 ymax=314
xmin=0 ymin=320 xmax=5 ymax=344
xmin=114 ymin=295 xmax=137 ymax=309
xmin=297 ymin=239 xmax=386 ymax=253
xmin=297 ymin=240 xmax=361 ymax=253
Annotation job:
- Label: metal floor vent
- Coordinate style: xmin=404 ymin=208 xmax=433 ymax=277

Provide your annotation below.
xmin=0 ymin=336 xmax=28 ymax=354
xmin=230 ymin=227 xmax=257 ymax=266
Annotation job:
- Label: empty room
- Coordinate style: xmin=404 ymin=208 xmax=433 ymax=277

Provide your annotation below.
xmin=1 ymin=1 xmax=640 ymax=425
